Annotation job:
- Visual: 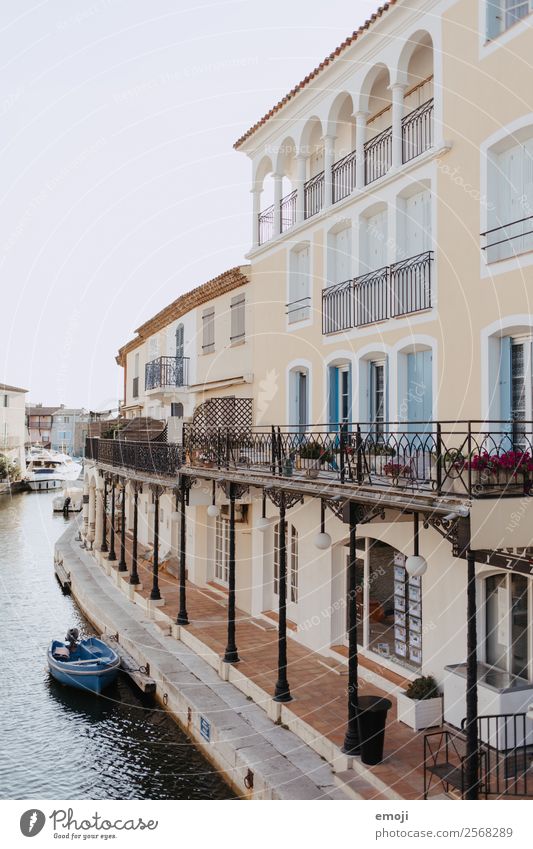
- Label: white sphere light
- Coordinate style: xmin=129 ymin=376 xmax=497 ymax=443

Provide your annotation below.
xmin=314 ymin=531 xmax=332 ymax=550
xmin=256 ymin=517 xmax=270 ymax=532
xmin=405 ymin=554 xmax=428 ymax=577
xmin=207 ymin=504 xmax=220 ymax=518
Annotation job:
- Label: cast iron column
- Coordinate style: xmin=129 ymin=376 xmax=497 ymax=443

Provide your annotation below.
xmin=150 ymin=488 xmax=161 ymax=601
xmin=342 ymin=501 xmax=360 ymax=754
xmin=274 ymin=495 xmax=292 ymax=701
xmin=176 ymin=481 xmax=189 ymax=625
xmin=100 ymin=478 xmax=108 ymax=553
xmin=464 ymin=548 xmax=479 ymax=800
xmin=223 ymin=482 xmax=240 ymax=663
xmin=108 ymin=478 xmax=117 ymax=561
xmin=118 ymin=483 xmax=127 ymax=571
xmin=129 ymin=485 xmax=140 ymax=586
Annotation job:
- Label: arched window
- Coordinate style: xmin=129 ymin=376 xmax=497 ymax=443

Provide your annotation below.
xmin=274 ymin=522 xmax=298 ymax=603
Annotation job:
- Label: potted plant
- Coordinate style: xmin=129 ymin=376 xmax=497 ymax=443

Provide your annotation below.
xmin=370 ymin=443 xmax=395 ymax=476
xmin=298 ymin=441 xmax=333 ymax=478
xmin=383 ymin=460 xmax=412 ymax=483
xmin=396 ymin=675 xmax=442 ymax=731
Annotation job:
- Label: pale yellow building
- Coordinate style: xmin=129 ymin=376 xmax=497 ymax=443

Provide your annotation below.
xmin=0 ymin=383 xmax=27 ymax=476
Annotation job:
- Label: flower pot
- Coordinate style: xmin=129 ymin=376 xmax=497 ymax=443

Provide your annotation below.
xmin=396 ymin=692 xmax=442 ymax=731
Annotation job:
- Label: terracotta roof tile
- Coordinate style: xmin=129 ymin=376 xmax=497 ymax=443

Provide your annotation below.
xmin=233 ymin=2 xmax=397 ymax=150
xmin=116 ymin=265 xmax=250 ymax=364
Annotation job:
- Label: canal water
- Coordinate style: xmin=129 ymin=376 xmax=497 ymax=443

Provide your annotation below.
xmin=0 ymin=491 xmax=235 ymax=800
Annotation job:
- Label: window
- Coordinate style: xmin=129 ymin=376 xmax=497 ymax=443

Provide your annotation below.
xmin=370 ymin=360 xmax=386 ymax=434
xmin=230 ymin=294 xmax=245 ymax=343
xmin=132 ymin=377 xmax=139 ymax=399
xmin=288 ymin=244 xmax=310 ymax=323
xmin=328 ymin=363 xmax=352 ymax=427
xmin=175 ymin=323 xmax=184 ymax=359
xmin=289 ymin=368 xmax=308 ymax=431
xmin=3 ymin=395 xmax=8 ymax=408
xmin=148 ymin=335 xmax=159 ymax=360
xmin=202 ymin=307 xmax=215 ymax=353
xmin=486 ymin=135 xmax=533 ymax=262
xmin=171 ymin=402 xmax=184 ymax=418
xmin=484 ymin=573 xmax=530 ymax=679
xmin=328 ymin=226 xmax=352 ymax=285
xmin=487 ymin=1 xmax=533 ymax=39
xmin=274 ymin=522 xmax=298 ymax=603
xmin=499 ymin=335 xmax=533 ymax=444
xmin=215 ymin=516 xmax=229 ymax=584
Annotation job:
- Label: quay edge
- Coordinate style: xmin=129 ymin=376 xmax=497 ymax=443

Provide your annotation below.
xmin=54 ymin=519 xmax=350 ymax=801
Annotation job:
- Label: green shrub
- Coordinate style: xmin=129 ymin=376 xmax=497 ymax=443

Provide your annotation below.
xmin=404 ymin=675 xmax=440 ymax=700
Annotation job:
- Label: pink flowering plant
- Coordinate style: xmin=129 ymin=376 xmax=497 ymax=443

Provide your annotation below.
xmin=465 ymin=450 xmax=533 ymax=477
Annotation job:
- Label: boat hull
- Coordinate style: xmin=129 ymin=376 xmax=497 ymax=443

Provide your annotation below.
xmin=28 ymin=478 xmax=62 ymax=491
xmin=48 ymin=637 xmax=120 ymax=696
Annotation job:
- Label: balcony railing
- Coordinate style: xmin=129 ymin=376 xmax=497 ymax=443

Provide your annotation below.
xmin=304 ymin=171 xmax=324 ymax=219
xmin=332 ymin=150 xmax=357 ymax=203
xmin=402 ymin=98 xmax=434 ymax=163
xmin=365 ymin=126 xmax=392 ymax=184
xmin=481 ymin=214 xmax=533 ymax=263
xmin=87 ymin=421 xmax=533 ymax=498
xmin=258 ymin=204 xmax=274 ymax=245
xmin=280 ymin=189 xmax=297 ymax=232
xmin=390 ymin=250 xmax=433 ymax=317
xmin=145 ymin=356 xmax=189 ymax=391
xmin=322 ymin=251 xmax=433 ymax=335
xmin=286 ymin=296 xmax=311 ymax=324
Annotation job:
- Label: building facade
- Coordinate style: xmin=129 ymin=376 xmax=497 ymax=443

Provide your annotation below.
xmin=0 ymin=383 xmax=28 ymax=474
xmin=50 ymin=407 xmax=89 ymax=456
xmin=83 ymin=0 xmax=533 ymax=799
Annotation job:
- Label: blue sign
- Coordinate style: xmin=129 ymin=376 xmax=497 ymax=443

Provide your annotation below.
xmin=200 ymin=716 xmax=211 ymax=742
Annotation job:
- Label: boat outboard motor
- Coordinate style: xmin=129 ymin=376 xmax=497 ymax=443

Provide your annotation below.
xmin=65 ymin=628 xmax=79 ymax=651
xmin=63 ymin=496 xmax=71 ymax=517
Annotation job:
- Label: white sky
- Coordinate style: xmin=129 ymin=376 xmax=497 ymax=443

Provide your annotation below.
xmin=0 ymin=0 xmax=378 ymax=409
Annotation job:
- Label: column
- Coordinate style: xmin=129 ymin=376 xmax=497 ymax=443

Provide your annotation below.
xmin=391 ymin=83 xmax=406 ymax=170
xmin=108 ymin=478 xmax=117 ymax=561
xmin=323 ymin=134 xmax=336 ymax=207
xmin=82 ymin=477 xmax=89 ymax=538
xmin=129 ymin=483 xmax=141 ymax=586
xmin=273 ymin=172 xmax=282 ymax=236
xmin=342 ymin=501 xmax=360 ymax=754
xmin=99 ymin=479 xmax=108 ymax=553
xmin=464 ymin=549 xmax=479 ymax=800
xmin=150 ymin=487 xmax=161 ymax=600
xmin=251 ymin=186 xmax=261 ymax=249
xmin=223 ymin=482 xmax=240 ymax=664
xmin=118 ymin=482 xmax=127 ymax=572
xmin=274 ymin=496 xmax=292 ymax=702
xmin=176 ymin=481 xmax=189 ymax=626
xmin=87 ymin=484 xmax=96 ymax=546
xmin=295 ymin=154 xmax=307 ymax=223
xmin=355 ymin=111 xmax=368 ymax=189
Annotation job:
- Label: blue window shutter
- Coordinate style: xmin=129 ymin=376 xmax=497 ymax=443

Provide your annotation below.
xmin=329 ymin=366 xmax=339 ymax=429
xmin=422 ymin=350 xmax=433 ymax=423
xmin=347 ymin=363 xmax=353 ymax=430
xmin=384 ymin=357 xmax=390 ymax=426
xmin=486 ymin=1 xmax=501 ymax=41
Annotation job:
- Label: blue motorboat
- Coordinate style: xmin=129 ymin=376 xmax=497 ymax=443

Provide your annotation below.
xmin=48 ymin=629 xmax=120 ymax=695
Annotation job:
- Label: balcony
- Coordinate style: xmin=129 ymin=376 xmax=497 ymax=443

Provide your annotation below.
xmin=322 ymin=250 xmax=433 ymax=334
xmin=145 ymin=356 xmax=189 ymax=391
xmin=87 ymin=419 xmax=533 ymax=501
xmin=256 ymin=98 xmax=434 ymax=246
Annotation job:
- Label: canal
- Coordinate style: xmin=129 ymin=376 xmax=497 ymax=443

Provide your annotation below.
xmin=0 ymin=491 xmax=235 ymax=800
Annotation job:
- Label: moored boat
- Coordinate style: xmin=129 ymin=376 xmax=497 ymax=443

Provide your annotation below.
xmin=47 ymin=630 xmax=120 ymax=695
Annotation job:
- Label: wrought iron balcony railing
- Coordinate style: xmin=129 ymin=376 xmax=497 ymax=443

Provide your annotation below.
xmin=365 ymin=126 xmax=392 ymax=185
xmin=280 ymin=189 xmax=297 ymax=232
xmin=332 ymin=150 xmax=357 ymax=203
xmin=322 ymin=251 xmax=433 ymax=335
xmin=258 ymin=203 xmax=274 ymax=246
xmin=286 ymin=296 xmax=311 ymax=324
xmin=145 ymin=356 xmax=189 ymax=391
xmin=402 ymin=98 xmax=434 ymax=163
xmin=304 ymin=171 xmax=324 ymax=219
xmin=86 ymin=420 xmax=533 ymax=498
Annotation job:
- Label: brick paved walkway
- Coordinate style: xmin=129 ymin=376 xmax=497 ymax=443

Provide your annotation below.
xmin=100 ymin=523 xmax=431 ymax=799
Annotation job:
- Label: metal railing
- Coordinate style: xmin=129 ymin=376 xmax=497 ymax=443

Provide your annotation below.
xmin=322 ymin=279 xmax=354 ymax=334
xmin=364 ymin=126 xmax=392 ymax=184
xmin=280 ymin=189 xmax=297 ymax=232
xmin=390 ymin=250 xmax=433 ymax=317
xmin=332 ymin=150 xmax=357 ymax=203
xmin=354 ymin=265 xmax=390 ymax=327
xmin=481 ymin=214 xmax=533 ymax=263
xmin=145 ymin=356 xmax=189 ymax=390
xmin=402 ymin=98 xmax=434 ymax=163
xmin=286 ymin=296 xmax=311 ymax=324
xmin=258 ymin=204 xmax=274 ymax=245
xmin=86 ymin=421 xmax=533 ymax=498
xmin=304 ymin=171 xmax=324 ymax=219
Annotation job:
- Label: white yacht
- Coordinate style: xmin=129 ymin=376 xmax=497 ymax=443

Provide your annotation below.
xmin=25 ymin=449 xmax=82 ymax=492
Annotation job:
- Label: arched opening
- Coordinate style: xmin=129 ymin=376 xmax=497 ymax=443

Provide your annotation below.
xmin=399 ymin=32 xmax=434 ymax=162
xmin=362 ymin=65 xmax=392 ymax=184
xmin=395 ymin=180 xmax=433 ymax=315
xmin=255 ymin=154 xmax=275 ymax=245
xmin=485 ymin=124 xmax=533 ymax=262
xmin=288 ymin=364 xmax=310 ymax=431
xmin=356 ymin=202 xmax=389 ymax=326
xmin=328 ymin=93 xmax=356 ymax=203
xmin=276 ymin=137 xmax=297 ymax=232
xmin=300 ymin=117 xmax=325 ymax=218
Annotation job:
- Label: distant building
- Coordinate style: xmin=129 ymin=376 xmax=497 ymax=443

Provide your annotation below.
xmin=0 ymin=383 xmax=28 ymax=474
xmin=50 ymin=406 xmax=89 ymax=456
xmin=25 ymin=404 xmax=58 ymax=448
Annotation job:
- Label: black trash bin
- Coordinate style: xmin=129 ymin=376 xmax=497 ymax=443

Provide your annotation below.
xmin=357 ymin=695 xmax=392 ymax=765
